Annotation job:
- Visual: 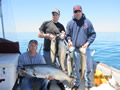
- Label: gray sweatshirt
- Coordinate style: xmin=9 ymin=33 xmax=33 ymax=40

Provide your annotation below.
xmin=66 ymin=14 xmax=96 ymax=48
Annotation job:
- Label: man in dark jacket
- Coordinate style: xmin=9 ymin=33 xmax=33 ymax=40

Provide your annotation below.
xmin=66 ymin=5 xmax=96 ymax=90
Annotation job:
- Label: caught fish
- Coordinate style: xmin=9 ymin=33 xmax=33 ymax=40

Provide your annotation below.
xmin=23 ymin=64 xmax=75 ymax=86
xmin=50 ymin=33 xmax=65 ymax=64
xmin=58 ymin=39 xmax=66 ymax=71
xmin=79 ymin=48 xmax=87 ymax=82
xmin=50 ymin=33 xmax=66 ymax=72
xmin=50 ymin=38 xmax=56 ymax=63
xmin=67 ymin=46 xmax=75 ymax=77
xmin=69 ymin=46 xmax=75 ymax=53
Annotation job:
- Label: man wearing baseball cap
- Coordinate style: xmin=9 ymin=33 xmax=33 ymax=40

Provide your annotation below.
xmin=17 ymin=40 xmax=48 ymax=90
xmin=38 ymin=8 xmax=65 ymax=64
xmin=38 ymin=8 xmax=65 ymax=89
xmin=66 ymin=5 xmax=96 ymax=90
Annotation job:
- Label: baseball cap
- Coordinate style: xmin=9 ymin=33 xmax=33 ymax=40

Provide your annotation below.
xmin=52 ymin=8 xmax=60 ymax=15
xmin=28 ymin=40 xmax=38 ymax=45
xmin=73 ymin=5 xmax=82 ymax=11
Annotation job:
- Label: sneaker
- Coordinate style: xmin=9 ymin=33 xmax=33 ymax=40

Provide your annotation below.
xmin=71 ymin=85 xmax=79 ymax=90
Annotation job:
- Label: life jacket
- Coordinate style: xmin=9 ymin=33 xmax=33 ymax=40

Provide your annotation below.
xmin=94 ymin=70 xmax=107 ymax=86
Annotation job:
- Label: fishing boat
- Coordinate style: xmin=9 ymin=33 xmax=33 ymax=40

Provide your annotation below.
xmin=1 ymin=51 xmax=120 ymax=90
xmin=0 ymin=0 xmax=120 ymax=90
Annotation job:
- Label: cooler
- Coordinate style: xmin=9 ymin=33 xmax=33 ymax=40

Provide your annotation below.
xmin=0 ymin=53 xmax=20 ymax=90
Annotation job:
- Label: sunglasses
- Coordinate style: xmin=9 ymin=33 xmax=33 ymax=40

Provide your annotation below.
xmin=52 ymin=13 xmax=59 ymax=16
xmin=74 ymin=10 xmax=81 ymax=13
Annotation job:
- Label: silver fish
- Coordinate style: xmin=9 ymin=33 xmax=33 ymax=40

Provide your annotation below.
xmin=50 ymin=38 xmax=56 ymax=63
xmin=67 ymin=46 xmax=75 ymax=77
xmin=59 ymin=33 xmax=65 ymax=40
xmin=50 ymin=33 xmax=64 ymax=64
xmin=23 ymin=64 xmax=75 ymax=86
xmin=67 ymin=53 xmax=72 ymax=77
xmin=58 ymin=39 xmax=66 ymax=71
xmin=79 ymin=48 xmax=87 ymax=82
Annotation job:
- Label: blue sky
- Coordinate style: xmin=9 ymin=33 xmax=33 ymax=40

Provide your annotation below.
xmin=1 ymin=0 xmax=120 ymax=32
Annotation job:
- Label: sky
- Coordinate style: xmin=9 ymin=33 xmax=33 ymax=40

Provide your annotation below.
xmin=1 ymin=0 xmax=120 ymax=32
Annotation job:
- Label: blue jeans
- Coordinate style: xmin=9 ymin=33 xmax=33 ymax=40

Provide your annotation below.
xmin=74 ymin=48 xmax=93 ymax=87
xmin=43 ymin=50 xmax=52 ymax=64
xmin=21 ymin=77 xmax=48 ymax=90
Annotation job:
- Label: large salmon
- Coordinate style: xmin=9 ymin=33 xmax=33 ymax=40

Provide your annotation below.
xmin=23 ymin=64 xmax=75 ymax=86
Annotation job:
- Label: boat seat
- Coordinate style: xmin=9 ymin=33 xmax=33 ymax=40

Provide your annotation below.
xmin=0 ymin=38 xmax=20 ymax=54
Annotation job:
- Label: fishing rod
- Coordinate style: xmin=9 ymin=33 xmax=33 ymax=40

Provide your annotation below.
xmin=91 ymin=49 xmax=96 ymax=56
xmin=39 ymin=43 xmax=42 ymax=53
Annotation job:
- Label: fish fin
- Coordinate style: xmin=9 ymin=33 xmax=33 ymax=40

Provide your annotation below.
xmin=23 ymin=72 xmax=34 ymax=78
xmin=80 ymin=70 xmax=85 ymax=82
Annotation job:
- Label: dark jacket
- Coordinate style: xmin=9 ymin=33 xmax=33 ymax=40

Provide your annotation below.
xmin=66 ymin=14 xmax=96 ymax=48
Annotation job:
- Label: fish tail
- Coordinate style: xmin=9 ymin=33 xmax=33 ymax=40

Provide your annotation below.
xmin=80 ymin=75 xmax=84 ymax=82
xmin=68 ymin=78 xmax=76 ymax=87
xmin=80 ymin=69 xmax=86 ymax=82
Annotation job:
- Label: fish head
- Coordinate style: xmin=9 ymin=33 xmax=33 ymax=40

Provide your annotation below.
xmin=23 ymin=65 xmax=36 ymax=77
xmin=51 ymin=38 xmax=56 ymax=42
xmin=79 ymin=48 xmax=86 ymax=55
xmin=69 ymin=46 xmax=75 ymax=52
xmin=58 ymin=33 xmax=65 ymax=40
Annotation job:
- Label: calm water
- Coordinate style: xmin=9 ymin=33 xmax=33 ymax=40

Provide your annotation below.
xmin=3 ymin=32 xmax=120 ymax=70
